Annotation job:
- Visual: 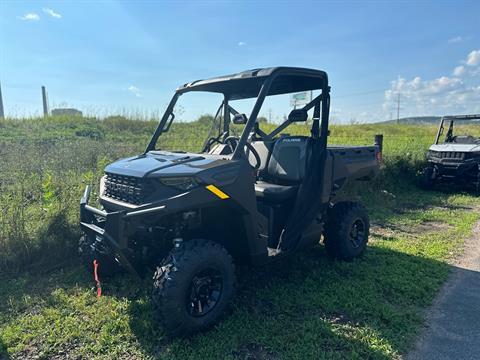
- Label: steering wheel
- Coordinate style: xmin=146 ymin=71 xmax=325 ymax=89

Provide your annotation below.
xmin=245 ymin=142 xmax=261 ymax=170
xmin=224 ymin=136 xmax=239 ymax=153
xmin=203 ymin=136 xmax=222 ymax=152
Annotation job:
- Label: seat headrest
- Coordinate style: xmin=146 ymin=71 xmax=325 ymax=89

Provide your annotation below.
xmin=267 ymin=136 xmax=310 ymax=183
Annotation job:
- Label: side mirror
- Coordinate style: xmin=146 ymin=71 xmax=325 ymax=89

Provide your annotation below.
xmin=288 ymin=109 xmax=308 ymax=122
xmin=233 ymin=113 xmax=248 ymax=125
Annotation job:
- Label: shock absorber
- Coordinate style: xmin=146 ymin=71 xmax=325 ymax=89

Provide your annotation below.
xmin=171 ymin=216 xmax=185 ymax=262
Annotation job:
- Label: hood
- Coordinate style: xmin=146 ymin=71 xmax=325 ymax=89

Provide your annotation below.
xmin=429 ymin=143 xmax=480 ymax=153
xmin=104 ymin=151 xmax=230 ymax=178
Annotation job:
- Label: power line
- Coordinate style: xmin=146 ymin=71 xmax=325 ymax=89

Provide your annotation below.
xmin=0 ymin=82 xmax=4 ymax=119
xmin=397 ymin=93 xmax=401 ymax=124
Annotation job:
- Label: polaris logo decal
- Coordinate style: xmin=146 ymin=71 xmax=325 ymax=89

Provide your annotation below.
xmin=108 ymin=182 xmax=136 ymax=195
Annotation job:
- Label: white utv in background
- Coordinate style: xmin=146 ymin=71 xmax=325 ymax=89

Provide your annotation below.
xmin=419 ymin=114 xmax=480 ymax=192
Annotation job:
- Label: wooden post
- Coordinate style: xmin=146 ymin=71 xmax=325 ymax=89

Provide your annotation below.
xmin=42 ymin=86 xmax=49 ymax=117
xmin=374 ymin=134 xmax=383 ymax=153
xmin=374 ymin=134 xmax=383 ymax=163
xmin=0 ymin=82 xmax=4 ymax=119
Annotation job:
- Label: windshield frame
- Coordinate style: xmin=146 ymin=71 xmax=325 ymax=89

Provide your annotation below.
xmin=144 ymin=69 xmax=331 ymax=157
xmin=435 ymin=114 xmax=480 ymax=144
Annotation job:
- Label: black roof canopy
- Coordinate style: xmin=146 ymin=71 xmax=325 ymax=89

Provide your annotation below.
xmin=177 ymin=67 xmax=328 ymax=100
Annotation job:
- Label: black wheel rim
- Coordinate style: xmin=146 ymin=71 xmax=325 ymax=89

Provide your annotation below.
xmin=349 ymin=218 xmax=366 ymax=249
xmin=187 ymin=268 xmax=223 ymax=317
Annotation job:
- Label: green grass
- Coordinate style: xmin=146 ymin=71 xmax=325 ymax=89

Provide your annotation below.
xmin=0 ymin=116 xmax=479 ymax=359
xmin=1 ymin=186 xmax=478 ymax=359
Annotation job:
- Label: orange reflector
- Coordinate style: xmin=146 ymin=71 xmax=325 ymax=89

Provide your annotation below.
xmin=206 ymin=185 xmax=229 ymax=199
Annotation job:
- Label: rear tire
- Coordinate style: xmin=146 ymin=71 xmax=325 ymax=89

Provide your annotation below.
xmin=152 ymin=239 xmax=235 ymax=335
xmin=324 ymin=201 xmax=369 ymax=261
xmin=78 ymin=234 xmax=120 ymax=277
xmin=418 ymin=166 xmax=435 ymax=190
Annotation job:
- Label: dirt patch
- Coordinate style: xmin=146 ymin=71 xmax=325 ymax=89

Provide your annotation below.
xmin=456 ymin=220 xmax=480 ymax=269
xmin=414 ymin=221 xmax=451 ymax=234
xmin=371 ymin=220 xmax=451 ymax=240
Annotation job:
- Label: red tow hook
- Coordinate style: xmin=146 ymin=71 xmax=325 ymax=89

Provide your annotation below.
xmin=93 ymin=259 xmax=102 ymax=298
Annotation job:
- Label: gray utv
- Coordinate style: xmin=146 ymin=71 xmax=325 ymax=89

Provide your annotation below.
xmin=79 ymin=67 xmax=380 ymax=335
xmin=419 ymin=114 xmax=480 ymax=191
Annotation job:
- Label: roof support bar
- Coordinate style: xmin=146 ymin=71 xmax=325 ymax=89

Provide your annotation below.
xmin=145 ymin=93 xmax=179 ymax=153
xmin=232 ymin=77 xmax=273 ymax=159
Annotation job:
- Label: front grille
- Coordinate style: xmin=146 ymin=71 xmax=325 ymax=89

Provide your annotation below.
xmin=431 ymin=151 xmax=465 ymax=160
xmin=439 ymin=152 xmax=465 ymax=160
xmin=104 ymin=173 xmax=149 ymax=205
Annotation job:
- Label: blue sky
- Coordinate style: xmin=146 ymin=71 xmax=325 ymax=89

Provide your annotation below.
xmin=1 ymin=0 xmax=479 ymax=122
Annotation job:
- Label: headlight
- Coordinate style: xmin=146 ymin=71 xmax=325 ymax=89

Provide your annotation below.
xmin=427 ymin=150 xmax=438 ymax=159
xmin=158 ymin=177 xmax=201 ymax=191
xmin=99 ymin=175 xmax=106 ymax=195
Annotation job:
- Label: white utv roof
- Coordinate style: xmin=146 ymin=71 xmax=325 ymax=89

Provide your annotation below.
xmin=429 ymin=143 xmax=480 ymax=152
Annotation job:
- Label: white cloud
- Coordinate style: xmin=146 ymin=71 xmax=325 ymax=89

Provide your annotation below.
xmin=466 ymin=50 xmax=480 ymax=66
xmin=453 ymin=65 xmax=466 ymax=77
xmin=384 ymin=75 xmax=479 ymax=116
xmin=238 ymin=41 xmax=246 ymax=47
xmin=128 ymin=85 xmax=141 ymax=97
xmin=382 ymin=48 xmax=480 ymax=117
xmin=43 ymin=8 xmax=62 ymax=19
xmin=448 ymin=36 xmax=463 ymax=44
xmin=386 ymin=76 xmax=462 ymax=97
xmin=19 ymin=13 xmax=40 ymax=21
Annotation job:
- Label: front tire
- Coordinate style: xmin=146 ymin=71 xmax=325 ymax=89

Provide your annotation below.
xmin=324 ymin=202 xmax=369 ymax=261
xmin=152 ymin=239 xmax=235 ymax=335
xmin=418 ymin=166 xmax=436 ymax=190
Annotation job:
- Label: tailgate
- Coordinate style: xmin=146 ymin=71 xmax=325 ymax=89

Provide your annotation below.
xmin=328 ymin=145 xmax=380 ymax=181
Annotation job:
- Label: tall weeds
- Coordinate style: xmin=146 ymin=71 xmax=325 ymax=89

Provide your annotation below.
xmin=0 ymin=116 xmax=478 ymax=274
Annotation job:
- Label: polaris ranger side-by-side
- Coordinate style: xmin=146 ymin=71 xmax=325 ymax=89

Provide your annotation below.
xmin=419 ymin=114 xmax=480 ymax=191
xmin=79 ymin=67 xmax=380 ymax=334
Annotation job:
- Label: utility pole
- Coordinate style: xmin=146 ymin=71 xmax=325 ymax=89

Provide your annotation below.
xmin=396 ymin=93 xmax=401 ymax=124
xmin=0 ymin=82 xmax=4 ymax=119
xmin=41 ymin=86 xmax=49 ymax=117
xmin=268 ymin=108 xmax=272 ymax=122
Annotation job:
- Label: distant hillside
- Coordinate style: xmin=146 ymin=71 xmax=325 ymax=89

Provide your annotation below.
xmin=378 ymin=116 xmax=441 ymax=125
xmin=378 ymin=116 xmax=480 ymax=125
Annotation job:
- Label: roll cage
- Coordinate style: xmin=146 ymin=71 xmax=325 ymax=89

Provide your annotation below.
xmin=145 ymin=67 xmax=331 ymax=157
xmin=434 ymin=114 xmax=480 ymax=144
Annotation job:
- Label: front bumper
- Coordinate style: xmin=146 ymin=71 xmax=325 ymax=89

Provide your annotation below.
xmin=79 ymin=183 xmax=230 ymax=275
xmin=428 ymin=160 xmax=478 ymax=177
xmin=426 ymin=160 xmax=480 ymax=189
xmin=80 ymin=186 xmax=166 ymax=277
